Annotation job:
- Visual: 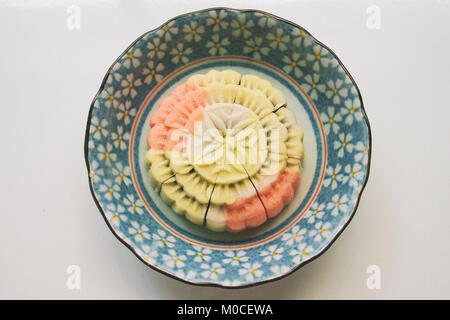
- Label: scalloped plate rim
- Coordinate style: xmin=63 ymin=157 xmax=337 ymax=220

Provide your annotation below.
xmin=83 ymin=7 xmax=372 ymax=288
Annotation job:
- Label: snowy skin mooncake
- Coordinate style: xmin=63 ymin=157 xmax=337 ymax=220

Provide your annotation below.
xmin=145 ymin=70 xmax=304 ymax=232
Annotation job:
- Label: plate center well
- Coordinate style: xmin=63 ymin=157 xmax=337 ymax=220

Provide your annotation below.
xmin=131 ymin=57 xmax=325 ymax=245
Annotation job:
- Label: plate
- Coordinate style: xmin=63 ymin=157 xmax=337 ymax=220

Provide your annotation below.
xmin=85 ymin=7 xmax=371 ymax=287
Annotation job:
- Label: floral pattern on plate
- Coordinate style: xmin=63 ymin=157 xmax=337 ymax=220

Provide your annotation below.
xmin=85 ymin=8 xmax=371 ymax=287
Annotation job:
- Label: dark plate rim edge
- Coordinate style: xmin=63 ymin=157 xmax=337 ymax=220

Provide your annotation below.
xmin=83 ymin=6 xmax=373 ymax=289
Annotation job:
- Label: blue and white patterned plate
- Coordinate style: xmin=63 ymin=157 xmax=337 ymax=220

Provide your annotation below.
xmin=84 ymin=8 xmax=371 ymax=287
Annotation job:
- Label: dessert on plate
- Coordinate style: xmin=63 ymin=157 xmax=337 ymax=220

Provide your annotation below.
xmin=146 ymin=70 xmax=304 ymax=232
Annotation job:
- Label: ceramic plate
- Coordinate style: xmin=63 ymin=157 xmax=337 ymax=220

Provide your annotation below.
xmin=84 ymin=7 xmax=371 ymax=287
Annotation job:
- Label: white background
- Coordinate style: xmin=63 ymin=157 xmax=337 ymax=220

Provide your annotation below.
xmin=1 ymin=0 xmax=449 ymax=299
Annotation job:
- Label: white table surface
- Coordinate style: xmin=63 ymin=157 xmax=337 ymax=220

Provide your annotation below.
xmin=1 ymin=0 xmax=449 ymax=299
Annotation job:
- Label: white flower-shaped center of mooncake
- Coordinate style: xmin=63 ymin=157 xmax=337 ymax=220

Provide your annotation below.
xmin=187 ymin=103 xmax=268 ymax=184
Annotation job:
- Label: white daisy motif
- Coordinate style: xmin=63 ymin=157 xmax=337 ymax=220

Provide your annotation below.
xmin=123 ymin=193 xmax=144 ymax=215
xmin=116 ymin=100 xmax=136 ymax=125
xmin=100 ymin=87 xmax=121 ymax=108
xmin=105 ymin=203 xmax=127 ymax=227
xmin=321 ymin=106 xmax=343 ymax=135
xmin=88 ymin=160 xmax=104 ymax=183
xmin=138 ymin=244 xmax=158 ymax=264
xmin=175 ymin=269 xmax=197 ymax=280
xmin=111 ymin=162 xmax=132 ymax=186
xmin=222 ymin=250 xmax=248 ymax=266
xmin=243 ymin=37 xmax=269 ymax=60
xmin=230 ymin=14 xmax=254 ymax=38
xmin=200 ymin=262 xmax=225 ymax=280
xmin=281 ymin=225 xmax=306 ymax=245
xmin=238 ymin=262 xmax=263 ymax=281
xmin=306 ymin=45 xmax=332 ymax=72
xmin=106 ymin=62 xmax=122 ymax=84
xmin=156 ymin=21 xmax=178 ymax=41
xmin=260 ymin=244 xmax=284 ymax=263
xmin=205 ymin=10 xmax=229 ymax=32
xmin=206 ymin=34 xmax=230 ymax=56
xmin=163 ymin=249 xmax=187 ymax=268
xmin=301 ymin=73 xmax=326 ymax=101
xmin=329 ymin=57 xmax=342 ymax=72
xmin=170 ymin=43 xmax=192 ymax=64
xmin=343 ymin=163 xmax=364 ymax=187
xmin=267 ymin=28 xmax=290 ymax=51
xmin=345 ymin=75 xmax=358 ymax=95
xmin=290 ymin=242 xmax=314 ymax=263
xmin=121 ymin=73 xmax=142 ymax=99
xmin=123 ymin=47 xmax=142 ymax=69
xmin=326 ymin=79 xmax=348 ymax=104
xmin=90 ymin=116 xmax=108 ymax=140
xmin=222 ymin=279 xmax=241 ymax=287
xmin=303 ymin=201 xmax=326 ymax=224
xmin=327 ymin=194 xmax=349 ymax=216
xmin=334 ymin=133 xmax=354 ymax=158
xmin=323 ymin=164 xmax=344 ymax=190
xmin=270 ymin=265 xmax=290 ymax=274
xmin=98 ymin=179 xmax=120 ymax=201
xmin=115 ymin=230 xmax=131 ymax=245
xmin=354 ymin=141 xmax=370 ymax=165
xmin=291 ymin=28 xmax=312 ymax=48
xmin=110 ymin=129 xmax=128 ymax=151
xmin=183 ymin=21 xmax=205 ymax=42
xmin=93 ymin=98 xmax=100 ymax=109
xmin=256 ymin=12 xmax=277 ymax=28
xmin=282 ymin=53 xmax=306 ymax=78
xmin=146 ymin=37 xmax=167 ymax=59
xmin=97 ymin=143 xmax=117 ymax=163
xmin=110 ymin=126 xmax=130 ymax=150
xmin=341 ymin=97 xmax=363 ymax=124
xmin=153 ymin=229 xmax=176 ymax=248
xmin=186 ymin=245 xmax=212 ymax=263
xmin=142 ymin=61 xmax=164 ymax=85
xmin=309 ymin=221 xmax=332 ymax=242
xmin=128 ymin=221 xmax=150 ymax=242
